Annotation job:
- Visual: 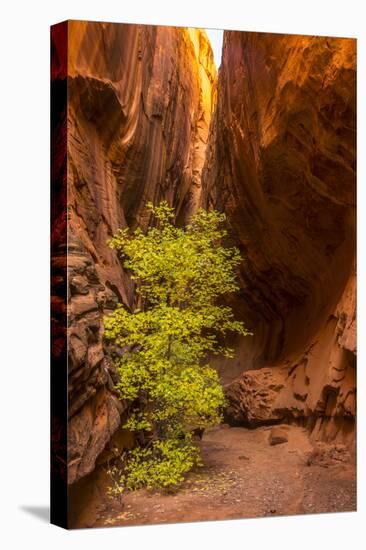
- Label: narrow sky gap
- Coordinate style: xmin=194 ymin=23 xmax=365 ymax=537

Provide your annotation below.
xmin=205 ymin=29 xmax=224 ymax=68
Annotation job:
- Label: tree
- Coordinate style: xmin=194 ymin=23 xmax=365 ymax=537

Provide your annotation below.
xmin=104 ymin=202 xmax=250 ymax=493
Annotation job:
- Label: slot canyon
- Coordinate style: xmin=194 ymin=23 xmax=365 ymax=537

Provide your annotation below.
xmin=51 ymin=20 xmax=356 ymax=527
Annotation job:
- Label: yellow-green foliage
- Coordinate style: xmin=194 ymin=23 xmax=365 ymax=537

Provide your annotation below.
xmin=104 ymin=202 xmax=250 ymax=493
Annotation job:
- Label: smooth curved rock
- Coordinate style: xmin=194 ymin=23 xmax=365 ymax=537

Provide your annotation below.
xmin=202 ymin=32 xmax=356 ymax=442
xmin=52 ymin=21 xmax=216 ymax=484
xmin=52 ymin=24 xmax=356 ymax=485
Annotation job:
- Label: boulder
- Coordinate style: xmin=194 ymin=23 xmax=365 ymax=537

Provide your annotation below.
xmin=269 ymin=426 xmax=289 ymax=446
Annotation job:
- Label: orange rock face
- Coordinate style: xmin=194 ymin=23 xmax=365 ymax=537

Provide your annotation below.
xmin=51 ymin=23 xmax=356 ymax=488
xmin=52 ymin=21 xmax=216 ymax=484
xmin=202 ymin=32 xmax=356 ymax=442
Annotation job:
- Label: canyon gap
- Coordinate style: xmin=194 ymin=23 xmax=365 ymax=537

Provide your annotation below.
xmin=51 ymin=22 xmax=356 ymax=494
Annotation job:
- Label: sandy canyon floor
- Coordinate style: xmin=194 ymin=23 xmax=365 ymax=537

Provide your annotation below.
xmin=73 ymin=425 xmax=356 ymax=528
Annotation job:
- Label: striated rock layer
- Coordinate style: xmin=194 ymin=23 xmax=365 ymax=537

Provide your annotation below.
xmin=202 ymin=32 xmax=356 ymax=443
xmin=52 ymin=21 xmax=216 ymax=484
xmin=52 ymin=23 xmax=357 ymax=494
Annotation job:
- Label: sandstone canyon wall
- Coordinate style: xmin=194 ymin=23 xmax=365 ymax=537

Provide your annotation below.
xmin=51 ymin=23 xmax=356 ymax=493
xmin=202 ymin=32 xmax=356 ymax=443
xmin=52 ymin=21 xmax=217 ymax=485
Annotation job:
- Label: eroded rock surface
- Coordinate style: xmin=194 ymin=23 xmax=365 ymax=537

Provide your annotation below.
xmin=52 ymin=21 xmax=216 ymax=483
xmin=202 ymin=32 xmax=356 ymax=442
xmin=51 ymin=24 xmax=356 ymax=486
xmin=224 ymin=269 xmax=356 ymax=442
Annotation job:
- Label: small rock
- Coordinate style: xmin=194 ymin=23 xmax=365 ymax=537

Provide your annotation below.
xmin=269 ymin=426 xmax=289 ymax=446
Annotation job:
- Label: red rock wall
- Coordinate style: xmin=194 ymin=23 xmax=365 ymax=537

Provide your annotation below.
xmin=202 ymin=32 xmax=356 ymax=443
xmin=52 ymin=24 xmax=356 ymax=489
xmin=53 ymin=21 xmax=216 ymax=484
